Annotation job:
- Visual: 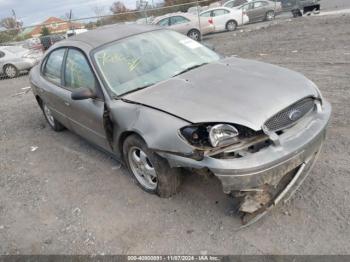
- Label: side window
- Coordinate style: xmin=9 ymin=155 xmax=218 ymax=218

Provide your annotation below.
xmin=242 ymin=3 xmax=253 ymax=10
xmin=254 ymin=2 xmax=264 ymax=8
xmin=157 ymin=18 xmax=169 ymax=26
xmin=213 ymin=9 xmax=229 ymax=16
xmin=0 ymin=51 xmax=5 ymax=58
xmin=200 ymin=11 xmax=211 ymax=17
xmin=170 ymin=16 xmax=190 ymax=25
xmin=64 ymin=49 xmax=96 ymax=91
xmin=225 ymin=1 xmax=234 ymax=8
xmin=43 ymin=48 xmax=65 ymax=84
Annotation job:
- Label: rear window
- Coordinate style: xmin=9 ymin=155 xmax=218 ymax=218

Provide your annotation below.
xmin=43 ymin=48 xmax=66 ymax=84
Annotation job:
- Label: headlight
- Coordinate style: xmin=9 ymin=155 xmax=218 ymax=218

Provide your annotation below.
xmin=180 ymin=123 xmax=243 ymax=148
xmin=209 ymin=124 xmax=239 ymax=147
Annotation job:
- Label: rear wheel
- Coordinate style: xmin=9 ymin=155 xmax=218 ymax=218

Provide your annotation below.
xmin=4 ymin=64 xmax=18 ymax=78
xmin=226 ymin=20 xmax=238 ymax=31
xmin=42 ymin=102 xmax=65 ymax=131
xmin=292 ymin=9 xmax=303 ymax=18
xmin=187 ymin=29 xmax=201 ymax=41
xmin=265 ymin=10 xmax=275 ymax=21
xmin=123 ymin=135 xmax=182 ymax=198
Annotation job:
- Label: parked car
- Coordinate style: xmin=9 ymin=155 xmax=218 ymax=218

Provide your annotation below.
xmin=66 ymin=28 xmax=88 ymax=38
xmin=152 ymin=13 xmax=214 ymax=41
xmin=234 ymin=0 xmax=282 ymax=23
xmin=0 ymin=46 xmax=42 ymax=78
xmin=23 ymin=38 xmax=43 ymax=51
xmin=278 ymin=0 xmax=321 ymax=17
xmin=40 ymin=34 xmax=65 ymax=51
xmin=223 ymin=0 xmax=250 ymax=8
xmin=30 ymin=25 xmax=331 ymax=224
xmin=200 ymin=7 xmax=249 ymax=32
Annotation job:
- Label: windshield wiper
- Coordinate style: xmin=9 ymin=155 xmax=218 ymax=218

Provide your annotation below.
xmin=118 ymin=84 xmax=154 ymax=97
xmin=172 ymin=63 xmax=208 ymax=78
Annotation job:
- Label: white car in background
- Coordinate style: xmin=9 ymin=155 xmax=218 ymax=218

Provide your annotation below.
xmin=0 ymin=46 xmax=42 ymax=78
xmin=200 ymin=7 xmax=249 ymax=32
xmin=153 ymin=13 xmax=215 ymax=41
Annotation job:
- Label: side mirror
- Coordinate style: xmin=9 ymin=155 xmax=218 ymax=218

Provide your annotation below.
xmin=71 ymin=87 xmax=96 ymax=100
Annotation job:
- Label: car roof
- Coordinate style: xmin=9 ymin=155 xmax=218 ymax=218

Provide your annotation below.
xmin=153 ymin=12 xmax=194 ymax=22
xmin=200 ymin=6 xmax=231 ymax=13
xmin=57 ymin=24 xmax=161 ymax=49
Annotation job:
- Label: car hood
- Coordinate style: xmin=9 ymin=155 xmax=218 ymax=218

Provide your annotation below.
xmin=123 ymin=57 xmax=318 ymax=131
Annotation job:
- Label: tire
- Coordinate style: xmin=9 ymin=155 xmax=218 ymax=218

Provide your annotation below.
xmin=42 ymin=102 xmax=65 ymax=131
xmin=187 ymin=29 xmax=201 ymax=41
xmin=226 ymin=20 xmax=238 ymax=31
xmin=265 ymin=10 xmax=275 ymax=21
xmin=123 ymin=134 xmax=182 ymax=198
xmin=4 ymin=64 xmax=18 ymax=78
xmin=292 ymin=9 xmax=302 ymax=18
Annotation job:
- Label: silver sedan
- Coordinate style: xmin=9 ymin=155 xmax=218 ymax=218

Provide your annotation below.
xmin=30 ymin=25 xmax=331 ymax=225
xmin=0 ymin=46 xmax=42 ymax=78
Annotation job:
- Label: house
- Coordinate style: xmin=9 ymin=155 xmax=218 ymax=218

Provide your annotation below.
xmin=30 ymin=17 xmax=85 ymax=37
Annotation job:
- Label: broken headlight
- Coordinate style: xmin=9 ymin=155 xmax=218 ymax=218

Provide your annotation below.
xmin=209 ymin=124 xmax=239 ymax=147
xmin=180 ymin=123 xmax=241 ymax=148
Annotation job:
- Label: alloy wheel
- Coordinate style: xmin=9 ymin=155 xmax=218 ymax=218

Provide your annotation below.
xmin=43 ymin=104 xmax=55 ymax=127
xmin=5 ymin=65 xmax=17 ymax=78
xmin=266 ymin=11 xmax=275 ymax=21
xmin=128 ymin=146 xmax=158 ymax=190
xmin=188 ymin=30 xmax=200 ymax=41
xmin=227 ymin=21 xmax=237 ymax=31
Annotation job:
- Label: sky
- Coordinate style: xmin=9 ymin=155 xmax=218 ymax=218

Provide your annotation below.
xmin=0 ymin=0 xmax=141 ymax=27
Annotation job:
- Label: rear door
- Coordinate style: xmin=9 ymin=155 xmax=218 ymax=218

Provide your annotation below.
xmin=62 ymin=48 xmax=110 ymax=151
xmin=169 ymin=16 xmax=192 ymax=34
xmin=40 ymin=48 xmax=71 ymax=128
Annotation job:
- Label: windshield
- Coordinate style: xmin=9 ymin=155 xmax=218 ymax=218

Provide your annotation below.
xmin=93 ymin=30 xmax=220 ymax=96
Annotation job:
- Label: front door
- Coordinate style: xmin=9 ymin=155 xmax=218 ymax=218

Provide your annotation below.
xmin=62 ymin=48 xmax=110 ymax=151
xmin=250 ymin=1 xmax=267 ymax=21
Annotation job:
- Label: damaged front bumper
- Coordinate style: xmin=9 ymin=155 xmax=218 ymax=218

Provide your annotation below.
xmin=160 ymin=100 xmax=331 ymax=224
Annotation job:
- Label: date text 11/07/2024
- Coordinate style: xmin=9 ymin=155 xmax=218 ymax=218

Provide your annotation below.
xmin=127 ymin=256 xmax=221 ymax=261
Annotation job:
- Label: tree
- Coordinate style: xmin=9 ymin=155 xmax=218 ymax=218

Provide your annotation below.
xmin=0 ymin=30 xmax=17 ymax=43
xmin=0 ymin=17 xmax=22 ymax=30
xmin=40 ymin=26 xmax=50 ymax=36
xmin=107 ymin=1 xmax=139 ymax=23
xmin=92 ymin=6 xmax=105 ymax=26
xmin=110 ymin=1 xmax=129 ymax=13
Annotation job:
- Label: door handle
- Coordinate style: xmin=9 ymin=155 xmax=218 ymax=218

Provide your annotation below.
xmin=64 ymin=101 xmax=70 ymax=106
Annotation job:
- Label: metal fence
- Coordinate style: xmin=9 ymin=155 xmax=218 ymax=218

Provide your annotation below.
xmin=0 ymin=0 xmax=312 ymax=80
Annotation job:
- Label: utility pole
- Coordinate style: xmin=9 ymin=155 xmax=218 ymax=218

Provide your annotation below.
xmin=11 ymin=9 xmax=20 ymax=31
xmin=196 ymin=0 xmax=201 ymax=41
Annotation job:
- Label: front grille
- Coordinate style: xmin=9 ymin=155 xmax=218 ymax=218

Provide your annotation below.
xmin=264 ymin=97 xmax=315 ymax=132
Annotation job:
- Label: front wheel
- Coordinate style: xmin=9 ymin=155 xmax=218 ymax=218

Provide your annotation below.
xmin=226 ymin=20 xmax=238 ymax=31
xmin=4 ymin=64 xmax=18 ymax=78
xmin=265 ymin=11 xmax=275 ymax=21
xmin=123 ymin=135 xmax=182 ymax=198
xmin=187 ymin=29 xmax=201 ymax=41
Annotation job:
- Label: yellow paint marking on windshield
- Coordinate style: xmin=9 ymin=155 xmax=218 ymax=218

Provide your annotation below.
xmin=98 ymin=51 xmax=141 ymax=72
